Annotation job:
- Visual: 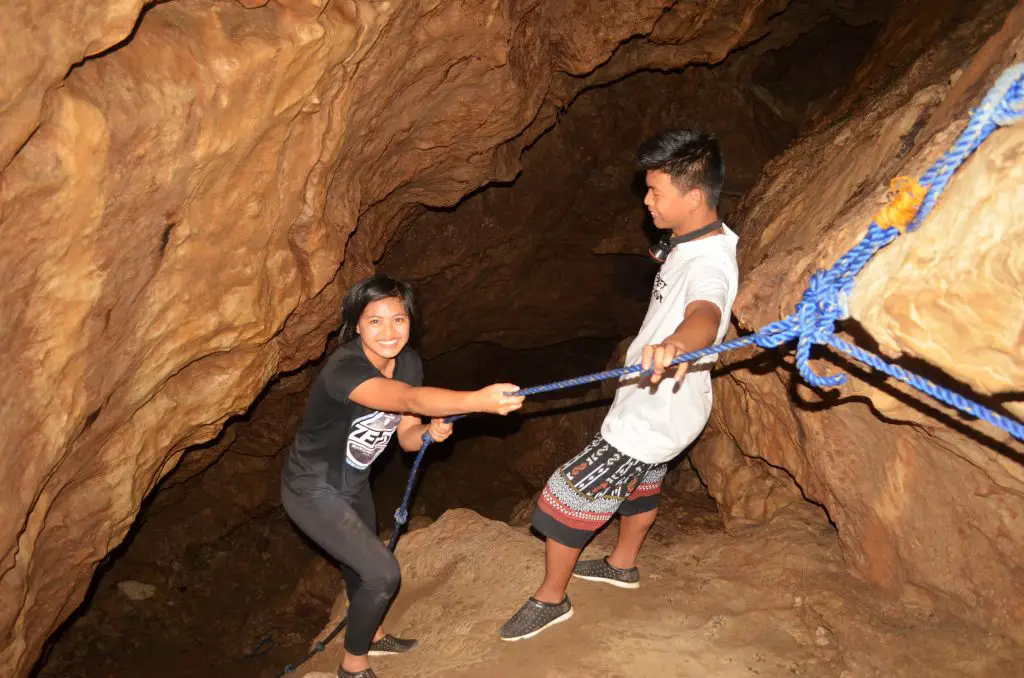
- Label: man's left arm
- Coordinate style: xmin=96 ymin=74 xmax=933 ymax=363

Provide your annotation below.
xmin=642 ymin=300 xmax=722 ymax=384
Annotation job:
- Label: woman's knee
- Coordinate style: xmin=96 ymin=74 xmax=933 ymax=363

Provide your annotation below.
xmin=364 ymin=554 xmax=401 ymax=594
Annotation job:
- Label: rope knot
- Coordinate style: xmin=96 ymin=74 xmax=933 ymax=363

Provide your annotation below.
xmin=791 ymin=270 xmax=849 ymax=388
xmin=873 ymin=177 xmax=926 ymax=233
xmin=394 ymin=507 xmax=408 ymax=525
xmin=751 ymin=269 xmax=849 ymax=388
xmin=799 ymin=270 xmax=849 ymax=330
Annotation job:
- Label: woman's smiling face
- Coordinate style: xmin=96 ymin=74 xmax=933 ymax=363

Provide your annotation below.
xmin=357 ymin=296 xmax=411 ymax=366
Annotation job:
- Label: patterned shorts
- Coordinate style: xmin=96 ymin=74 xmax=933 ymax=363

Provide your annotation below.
xmin=532 ymin=434 xmax=667 ymax=548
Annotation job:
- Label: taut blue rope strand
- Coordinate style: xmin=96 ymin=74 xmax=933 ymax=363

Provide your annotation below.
xmin=278 ymin=63 xmax=1023 ymax=677
xmin=827 ymin=336 xmax=1024 ymax=440
xmin=909 ymin=63 xmax=1024 ymax=232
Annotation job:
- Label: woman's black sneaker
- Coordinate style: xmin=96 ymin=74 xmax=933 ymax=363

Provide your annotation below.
xmin=368 ymin=634 xmax=418 ymax=656
xmin=338 ymin=668 xmax=377 ymax=678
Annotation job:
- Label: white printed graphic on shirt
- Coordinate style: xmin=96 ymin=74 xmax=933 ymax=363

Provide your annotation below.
xmin=651 ymin=271 xmax=667 ymax=303
xmin=346 ymin=411 xmax=403 ymax=470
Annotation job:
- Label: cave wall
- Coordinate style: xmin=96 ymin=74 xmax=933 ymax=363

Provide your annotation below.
xmin=385 ymin=1 xmax=888 ymax=382
xmin=691 ymin=0 xmax=1024 ymax=642
xmin=3 ymin=0 xmax=1021 ymax=674
xmin=382 ymin=61 xmax=795 ymax=368
xmin=0 ymin=2 xmax=817 ymax=675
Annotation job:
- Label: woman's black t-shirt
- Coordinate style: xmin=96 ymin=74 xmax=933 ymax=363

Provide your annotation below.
xmin=283 ymin=340 xmax=423 ymax=497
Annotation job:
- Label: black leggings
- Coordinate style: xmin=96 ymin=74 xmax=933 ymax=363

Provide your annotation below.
xmin=281 ymin=482 xmax=401 ymax=655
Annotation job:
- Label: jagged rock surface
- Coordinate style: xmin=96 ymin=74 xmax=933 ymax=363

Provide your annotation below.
xmin=0 ymin=2 xmax=826 ymax=675
xmin=693 ymin=0 xmax=1024 ymax=642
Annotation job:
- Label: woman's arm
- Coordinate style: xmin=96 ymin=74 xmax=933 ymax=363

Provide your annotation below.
xmin=397 ymin=416 xmax=454 ymax=452
xmin=349 ymin=379 xmax=523 ymax=418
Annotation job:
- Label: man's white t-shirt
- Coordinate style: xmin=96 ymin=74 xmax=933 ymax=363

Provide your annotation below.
xmin=600 ymin=224 xmax=739 ymax=465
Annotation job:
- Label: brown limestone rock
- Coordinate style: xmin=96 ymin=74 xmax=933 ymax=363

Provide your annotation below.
xmin=690 ymin=431 xmax=808 ymax=531
xmin=0 ymin=3 xmax=808 ymax=675
xmin=691 ymin=0 xmax=1024 ymax=643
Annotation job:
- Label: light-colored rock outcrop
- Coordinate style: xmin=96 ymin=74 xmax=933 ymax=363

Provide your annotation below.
xmin=696 ymin=0 xmax=1024 ymax=642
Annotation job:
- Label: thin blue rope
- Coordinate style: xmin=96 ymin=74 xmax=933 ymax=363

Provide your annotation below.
xmin=513 ymin=335 xmax=758 ymax=396
xmin=910 ymin=63 xmax=1024 ymax=231
xmin=827 ymin=336 xmax=1024 ymax=440
xmin=388 ymin=431 xmax=438 ymax=548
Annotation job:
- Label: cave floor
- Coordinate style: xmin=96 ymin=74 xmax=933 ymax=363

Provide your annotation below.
xmin=304 ymin=488 xmax=1024 ymax=678
xmin=35 ymin=479 xmax=1024 ymax=678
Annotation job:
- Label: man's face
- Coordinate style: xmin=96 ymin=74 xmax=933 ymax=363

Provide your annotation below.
xmin=644 ymin=170 xmax=696 ymax=230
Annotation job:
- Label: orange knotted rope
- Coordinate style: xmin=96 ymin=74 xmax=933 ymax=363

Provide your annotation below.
xmin=873 ymin=176 xmax=927 ymax=232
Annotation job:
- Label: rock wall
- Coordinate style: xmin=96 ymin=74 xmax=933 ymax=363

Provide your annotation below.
xmin=3 ymin=0 xmax=1021 ymax=674
xmin=692 ymin=0 xmax=1024 ymax=642
xmin=382 ymin=62 xmax=794 ymax=363
xmin=0 ymin=2 xmax=818 ymax=675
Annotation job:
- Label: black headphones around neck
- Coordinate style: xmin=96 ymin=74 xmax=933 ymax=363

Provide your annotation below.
xmin=648 ymin=220 xmax=723 ymax=263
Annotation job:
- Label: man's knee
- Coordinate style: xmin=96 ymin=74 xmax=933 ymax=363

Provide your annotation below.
xmin=621 ymin=505 xmax=659 ymax=527
xmin=637 ymin=507 xmax=659 ymax=525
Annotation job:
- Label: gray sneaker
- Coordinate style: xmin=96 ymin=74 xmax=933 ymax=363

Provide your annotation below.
xmin=572 ymin=557 xmax=640 ymax=589
xmin=499 ymin=596 xmax=574 ymax=641
xmin=368 ymin=634 xmax=418 ymax=656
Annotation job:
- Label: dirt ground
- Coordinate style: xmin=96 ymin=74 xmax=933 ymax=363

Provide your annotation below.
xmin=33 ymin=470 xmax=1024 ymax=678
xmin=32 ymin=510 xmax=342 ymax=678
xmin=299 ymin=487 xmax=1024 ymax=678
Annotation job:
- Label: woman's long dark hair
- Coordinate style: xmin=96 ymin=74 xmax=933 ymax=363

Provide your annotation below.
xmin=339 ymin=275 xmax=419 ymax=344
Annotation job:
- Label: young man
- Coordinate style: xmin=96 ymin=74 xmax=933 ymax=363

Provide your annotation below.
xmin=499 ymin=129 xmax=739 ymax=641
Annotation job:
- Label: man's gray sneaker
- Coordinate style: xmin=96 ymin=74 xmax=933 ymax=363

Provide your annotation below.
xmin=368 ymin=634 xmax=418 ymax=656
xmin=572 ymin=557 xmax=640 ymax=589
xmin=499 ymin=596 xmax=574 ymax=641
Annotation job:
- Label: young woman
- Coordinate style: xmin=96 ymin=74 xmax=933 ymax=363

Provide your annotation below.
xmin=282 ymin=275 xmax=523 ymax=678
